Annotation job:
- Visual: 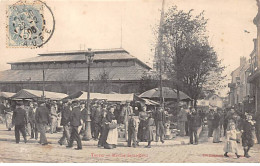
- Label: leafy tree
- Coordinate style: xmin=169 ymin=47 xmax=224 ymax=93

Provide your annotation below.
xmin=159 ymin=6 xmax=225 ymax=106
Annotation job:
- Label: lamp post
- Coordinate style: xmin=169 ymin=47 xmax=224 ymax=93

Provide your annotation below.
xmin=82 ymin=48 xmax=94 ymax=141
xmin=42 ymin=63 xmax=46 ymax=100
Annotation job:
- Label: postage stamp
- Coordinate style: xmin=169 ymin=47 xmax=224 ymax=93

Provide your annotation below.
xmin=6 ymin=0 xmax=55 ymax=48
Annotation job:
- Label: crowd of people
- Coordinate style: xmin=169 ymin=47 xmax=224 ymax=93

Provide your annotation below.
xmin=0 ymin=99 xmax=259 ymax=157
xmin=0 ymin=99 xmax=170 ymax=150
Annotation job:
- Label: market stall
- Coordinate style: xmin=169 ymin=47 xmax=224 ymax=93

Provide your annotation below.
xmin=11 ymin=89 xmax=68 ymax=100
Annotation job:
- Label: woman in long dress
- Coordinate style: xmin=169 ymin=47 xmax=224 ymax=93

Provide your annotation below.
xmin=137 ymin=105 xmax=148 ymax=142
xmin=241 ymin=113 xmax=255 ymax=158
xmin=98 ymin=111 xmax=109 ymax=147
xmin=4 ymin=103 xmax=13 ymax=131
xmin=223 ymin=122 xmax=240 ymax=158
xmin=106 ymin=105 xmax=118 ymax=149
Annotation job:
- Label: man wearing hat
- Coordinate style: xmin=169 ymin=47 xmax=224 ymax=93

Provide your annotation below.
xmin=67 ymin=100 xmax=83 ymax=150
xmin=35 ymin=100 xmax=49 ymax=145
xmin=122 ymin=101 xmax=133 ymax=142
xmin=154 ymin=106 xmax=166 ymax=143
xmin=128 ymin=113 xmax=137 ymax=148
xmin=12 ymin=101 xmax=27 ymax=143
xmin=145 ymin=111 xmax=155 ymax=148
xmin=92 ymin=102 xmax=102 ymax=140
xmin=58 ymin=100 xmax=71 ymax=145
xmin=177 ymin=103 xmax=188 ymax=137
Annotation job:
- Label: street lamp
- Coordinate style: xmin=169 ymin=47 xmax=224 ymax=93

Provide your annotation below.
xmin=82 ymin=48 xmax=94 ymax=141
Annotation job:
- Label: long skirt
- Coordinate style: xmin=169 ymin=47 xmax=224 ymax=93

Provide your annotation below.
xmin=213 ymin=126 xmax=220 ymax=142
xmin=137 ymin=120 xmax=146 ymax=141
xmin=145 ymin=126 xmax=154 ymax=141
xmin=5 ymin=113 xmax=13 ymax=129
xmin=242 ymin=132 xmax=254 ymax=147
xmin=223 ymin=140 xmax=238 ymax=153
xmin=106 ymin=128 xmax=118 ymax=145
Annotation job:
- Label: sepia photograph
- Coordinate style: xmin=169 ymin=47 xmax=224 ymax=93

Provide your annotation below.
xmin=0 ymin=0 xmax=259 ymax=163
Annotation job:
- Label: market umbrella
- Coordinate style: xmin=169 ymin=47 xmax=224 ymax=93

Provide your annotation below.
xmin=139 ymin=87 xmax=192 ymax=101
xmin=0 ymin=92 xmax=15 ymax=99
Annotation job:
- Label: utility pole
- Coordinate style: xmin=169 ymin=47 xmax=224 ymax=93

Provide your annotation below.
xmin=157 ymin=0 xmax=165 ymax=106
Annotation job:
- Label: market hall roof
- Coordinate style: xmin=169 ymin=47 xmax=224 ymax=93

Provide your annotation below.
xmin=0 ymin=66 xmax=147 ymax=82
xmin=7 ymin=48 xmax=151 ymax=69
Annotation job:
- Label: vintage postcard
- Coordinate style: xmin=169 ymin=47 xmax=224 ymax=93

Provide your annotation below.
xmin=0 ymin=0 xmax=259 ymax=163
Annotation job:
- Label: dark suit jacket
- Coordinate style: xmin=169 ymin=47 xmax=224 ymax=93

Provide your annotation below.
xmin=70 ymin=106 xmax=82 ymax=127
xmin=36 ymin=105 xmax=50 ymax=124
xmin=12 ymin=107 xmax=27 ymax=126
xmin=93 ymin=107 xmax=102 ymax=123
xmin=60 ymin=106 xmax=71 ymax=126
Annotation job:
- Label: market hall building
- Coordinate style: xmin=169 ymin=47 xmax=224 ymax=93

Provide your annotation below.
xmin=0 ymin=48 xmax=151 ymax=95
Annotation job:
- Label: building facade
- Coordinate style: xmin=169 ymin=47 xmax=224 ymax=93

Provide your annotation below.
xmin=228 ymin=57 xmax=251 ymax=108
xmin=0 ymin=49 xmax=151 ymax=95
xmin=248 ymin=2 xmax=260 ymax=113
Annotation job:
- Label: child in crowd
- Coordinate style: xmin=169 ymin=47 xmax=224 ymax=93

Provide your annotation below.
xmin=223 ymin=122 xmax=241 ymax=158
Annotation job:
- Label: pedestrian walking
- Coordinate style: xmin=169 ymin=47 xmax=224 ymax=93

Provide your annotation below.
xmin=137 ymin=105 xmax=148 ymax=142
xmin=154 ymin=106 xmax=165 ymax=143
xmin=4 ymin=103 xmax=13 ymax=131
xmin=177 ymin=104 xmax=188 ymax=137
xmin=122 ymin=101 xmax=133 ymax=142
xmin=98 ymin=110 xmax=109 ymax=147
xmin=128 ymin=113 xmax=137 ymax=148
xmin=35 ymin=101 xmax=50 ymax=146
xmin=241 ymin=113 xmax=255 ymax=158
xmin=93 ymin=103 xmax=102 ymax=140
xmin=144 ymin=111 xmax=155 ymax=148
xmin=223 ymin=122 xmax=240 ymax=158
xmin=105 ymin=105 xmax=118 ymax=149
xmin=50 ymin=103 xmax=58 ymax=134
xmin=213 ymin=109 xmax=221 ymax=143
xmin=188 ymin=108 xmax=201 ymax=145
xmin=12 ymin=101 xmax=27 ymax=144
xmin=58 ymin=100 xmax=71 ymax=145
xmin=207 ymin=109 xmax=214 ymax=137
xmin=66 ymin=100 xmax=83 ymax=150
xmin=28 ymin=102 xmax=38 ymax=139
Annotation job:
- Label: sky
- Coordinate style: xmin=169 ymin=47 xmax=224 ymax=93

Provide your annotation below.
xmin=0 ymin=0 xmax=258 ymax=96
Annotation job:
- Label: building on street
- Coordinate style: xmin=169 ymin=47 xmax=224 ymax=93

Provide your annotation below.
xmin=228 ymin=57 xmax=251 ymax=111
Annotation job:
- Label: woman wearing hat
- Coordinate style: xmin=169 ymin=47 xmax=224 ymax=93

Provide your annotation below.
xmin=137 ymin=105 xmax=148 ymax=143
xmin=105 ymin=105 xmax=118 ymax=149
xmin=241 ymin=113 xmax=256 ymax=158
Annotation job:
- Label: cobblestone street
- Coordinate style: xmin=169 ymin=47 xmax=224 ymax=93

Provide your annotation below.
xmin=0 ymin=124 xmax=259 ymax=163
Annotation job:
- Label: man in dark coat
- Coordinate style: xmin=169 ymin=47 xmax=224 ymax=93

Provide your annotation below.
xmin=35 ymin=101 xmax=49 ymax=145
xmin=12 ymin=101 xmax=27 ymax=143
xmin=93 ymin=103 xmax=102 ymax=140
xmin=58 ymin=100 xmax=71 ymax=145
xmin=188 ymin=109 xmax=201 ymax=145
xmin=128 ymin=113 xmax=137 ymax=148
xmin=154 ymin=106 xmax=165 ymax=143
xmin=67 ymin=100 xmax=83 ymax=150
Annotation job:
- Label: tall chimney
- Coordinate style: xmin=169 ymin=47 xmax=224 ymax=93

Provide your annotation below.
xmin=240 ymin=56 xmax=247 ymax=67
